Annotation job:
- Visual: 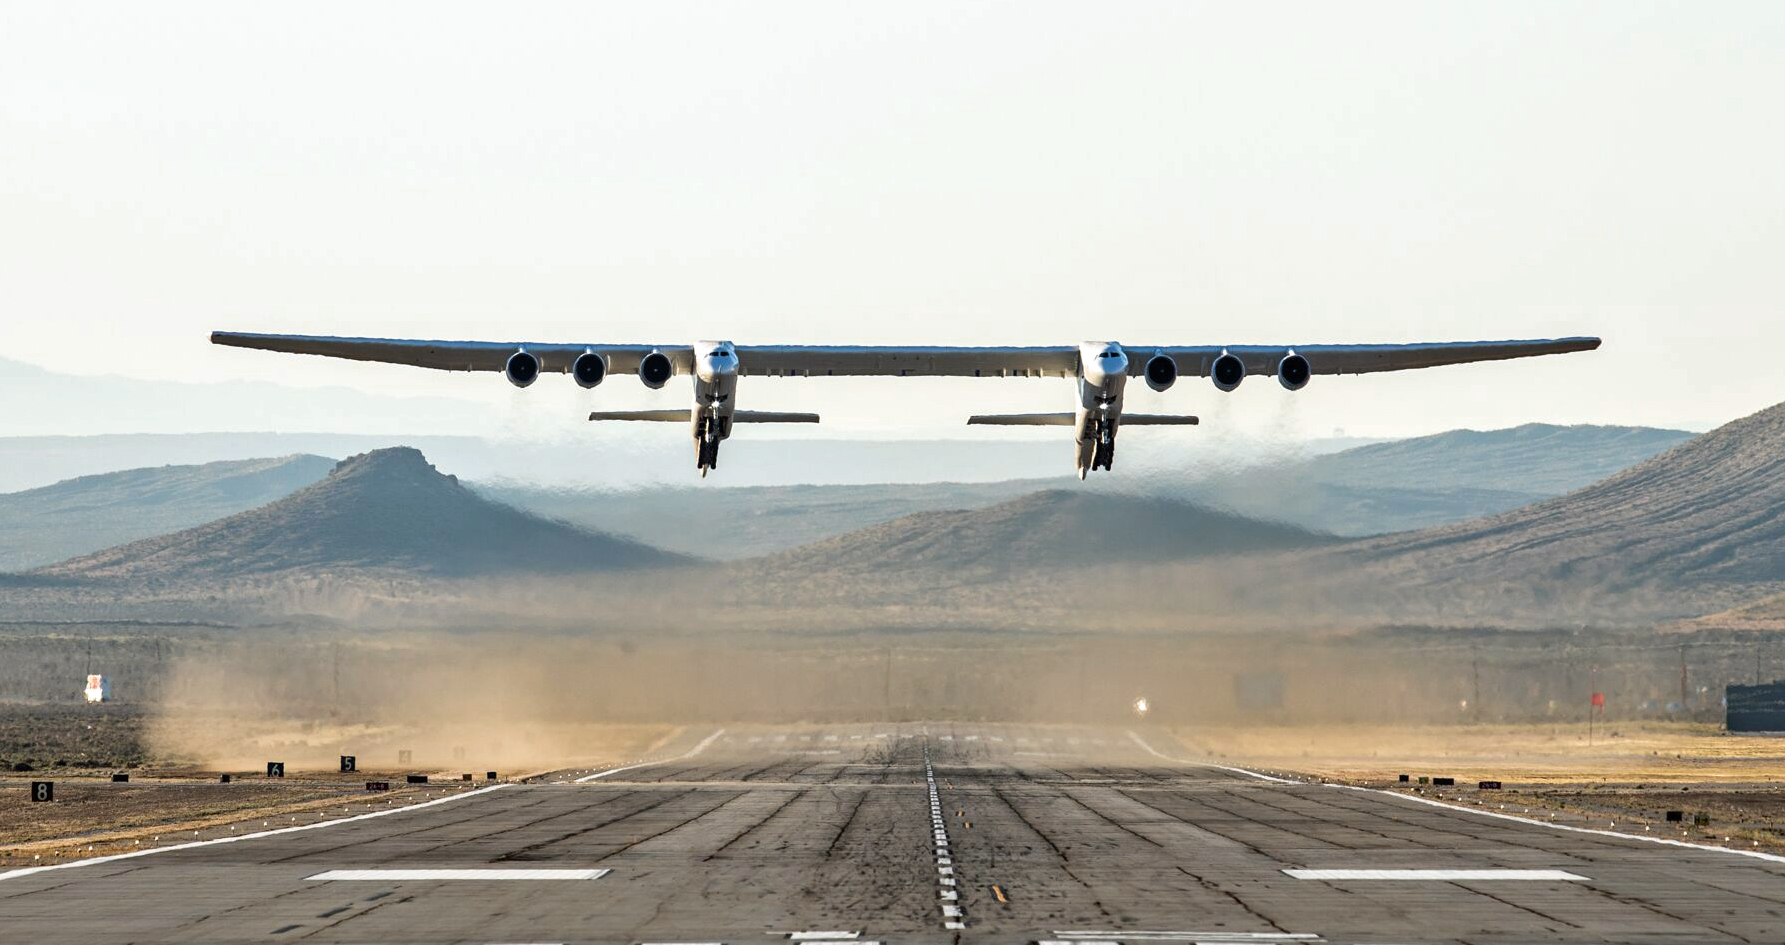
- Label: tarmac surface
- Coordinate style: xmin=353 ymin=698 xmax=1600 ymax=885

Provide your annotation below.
xmin=3 ymin=724 xmax=1784 ymax=944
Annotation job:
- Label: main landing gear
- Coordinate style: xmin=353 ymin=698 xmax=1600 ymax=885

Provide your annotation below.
xmin=696 ymin=416 xmax=721 ymax=477
xmin=1076 ymin=418 xmax=1117 ymax=480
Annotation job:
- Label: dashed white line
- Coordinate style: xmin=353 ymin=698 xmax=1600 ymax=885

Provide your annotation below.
xmin=924 ymin=746 xmax=966 ymax=931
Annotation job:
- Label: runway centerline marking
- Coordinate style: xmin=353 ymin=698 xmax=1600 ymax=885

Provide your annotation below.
xmin=1283 ymin=868 xmax=1587 ymax=881
xmin=306 ymin=869 xmax=608 ymax=881
xmin=575 ymin=728 xmax=727 ymax=783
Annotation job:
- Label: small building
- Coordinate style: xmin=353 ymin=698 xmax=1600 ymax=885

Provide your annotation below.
xmin=1726 ymin=680 xmax=1785 ymax=732
xmin=83 ymin=674 xmax=109 ymax=703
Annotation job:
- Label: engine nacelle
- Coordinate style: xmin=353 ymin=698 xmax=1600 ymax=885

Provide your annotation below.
xmin=1211 ymin=351 xmax=1245 ymax=392
xmin=1144 ymin=353 xmax=1178 ymax=392
xmin=572 ymin=350 xmax=607 ymax=389
xmin=1277 ymin=352 xmax=1310 ymax=391
xmin=504 ymin=349 xmax=540 ymax=388
xmin=637 ymin=350 xmax=673 ymax=389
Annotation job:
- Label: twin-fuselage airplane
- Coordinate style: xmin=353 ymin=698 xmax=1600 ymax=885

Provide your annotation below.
xmin=210 ymin=332 xmax=1600 ymax=478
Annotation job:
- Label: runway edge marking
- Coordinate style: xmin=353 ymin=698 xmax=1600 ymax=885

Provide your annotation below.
xmin=0 ymin=783 xmax=515 ymax=884
xmin=1126 ymin=731 xmax=1295 ymax=784
xmin=574 ymin=728 xmax=727 ymax=783
xmin=1126 ymin=729 xmax=1785 ymax=868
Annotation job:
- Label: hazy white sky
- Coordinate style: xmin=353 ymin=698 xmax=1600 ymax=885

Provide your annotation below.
xmin=2 ymin=1 xmax=1781 ymax=440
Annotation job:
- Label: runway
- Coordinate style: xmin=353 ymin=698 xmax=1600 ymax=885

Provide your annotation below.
xmin=3 ymin=725 xmax=1783 ymax=944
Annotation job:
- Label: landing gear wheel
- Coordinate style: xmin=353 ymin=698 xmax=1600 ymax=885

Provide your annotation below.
xmin=696 ymin=419 xmax=721 ymax=475
xmin=1090 ymin=419 xmax=1116 ymax=472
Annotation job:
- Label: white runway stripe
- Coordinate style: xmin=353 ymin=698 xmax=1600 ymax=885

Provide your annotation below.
xmin=575 ymin=728 xmax=727 ymax=782
xmin=1126 ymin=731 xmax=1295 ymax=784
xmin=307 ymin=868 xmax=608 ymax=881
xmin=1129 ymin=729 xmax=1785 ymax=868
xmin=1284 ymin=867 xmax=1587 ymax=881
xmin=0 ymin=783 xmax=514 ymax=884
xmin=1054 ymin=933 xmax=1320 ymax=941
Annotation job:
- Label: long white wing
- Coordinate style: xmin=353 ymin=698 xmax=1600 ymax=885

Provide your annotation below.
xmin=211 ymin=332 xmax=1598 ymax=378
xmin=1124 ymin=337 xmax=1601 ymax=377
xmin=210 ymin=332 xmax=680 ymax=374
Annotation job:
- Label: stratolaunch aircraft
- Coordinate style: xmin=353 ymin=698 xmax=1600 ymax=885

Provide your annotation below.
xmin=210 ymin=332 xmax=1600 ymax=478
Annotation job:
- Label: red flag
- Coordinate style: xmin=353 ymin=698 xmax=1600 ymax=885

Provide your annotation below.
xmin=1591 ymin=692 xmax=1605 ymax=707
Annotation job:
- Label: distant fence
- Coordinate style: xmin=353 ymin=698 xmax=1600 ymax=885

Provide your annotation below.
xmin=1727 ymin=681 xmax=1785 ymax=732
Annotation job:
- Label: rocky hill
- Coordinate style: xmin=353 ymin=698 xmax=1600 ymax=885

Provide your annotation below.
xmin=39 ymin=448 xmax=686 ymax=581
xmin=1344 ymin=402 xmax=1785 ymax=614
xmin=750 ymin=489 xmax=1332 ymax=577
xmin=0 ymin=455 xmax=335 ymax=571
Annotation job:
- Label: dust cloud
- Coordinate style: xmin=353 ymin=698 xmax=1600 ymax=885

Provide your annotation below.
xmin=138 ymin=573 xmax=1784 ymax=774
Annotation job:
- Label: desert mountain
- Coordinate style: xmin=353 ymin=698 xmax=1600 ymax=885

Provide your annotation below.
xmin=1194 ymin=423 xmax=1693 ymax=536
xmin=1347 ymin=401 xmax=1785 ymax=607
xmin=749 ymin=489 xmax=1331 ymax=577
xmin=0 ymin=455 xmax=335 ymax=571
xmin=39 ymin=447 xmax=686 ymax=581
xmin=487 ymin=423 xmax=1689 ymax=558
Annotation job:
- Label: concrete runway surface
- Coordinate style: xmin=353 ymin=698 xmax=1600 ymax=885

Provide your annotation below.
xmin=3 ymin=724 xmax=1783 ymax=944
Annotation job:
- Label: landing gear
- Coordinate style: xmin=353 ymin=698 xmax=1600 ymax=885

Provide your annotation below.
xmin=695 ymin=416 xmax=721 ymax=477
xmin=1090 ymin=418 xmax=1116 ymax=472
xmin=1074 ymin=418 xmax=1117 ymax=479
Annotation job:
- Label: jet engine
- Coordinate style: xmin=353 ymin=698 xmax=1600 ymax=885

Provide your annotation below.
xmin=1211 ymin=351 xmax=1246 ymax=392
xmin=572 ymin=350 xmax=606 ymax=389
xmin=1144 ymin=353 xmax=1178 ymax=392
xmin=638 ymin=350 xmax=674 ymax=389
xmin=505 ymin=349 xmax=540 ymax=388
xmin=1277 ymin=352 xmax=1310 ymax=391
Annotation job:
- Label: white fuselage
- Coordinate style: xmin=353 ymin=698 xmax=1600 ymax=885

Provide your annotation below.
xmin=691 ymin=340 xmax=739 ymax=441
xmin=1074 ymin=342 xmax=1128 ymax=471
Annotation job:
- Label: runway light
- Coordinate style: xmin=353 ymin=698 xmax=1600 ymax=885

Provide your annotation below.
xmin=1133 ymin=697 xmax=1150 ymax=717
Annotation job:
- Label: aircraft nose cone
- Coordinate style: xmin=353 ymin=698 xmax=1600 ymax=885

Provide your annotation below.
xmin=699 ymin=350 xmax=738 ymax=380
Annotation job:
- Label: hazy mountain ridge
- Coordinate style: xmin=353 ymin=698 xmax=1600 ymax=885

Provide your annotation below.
xmin=1342 ymin=403 xmax=1785 ymax=609
xmin=747 ymin=489 xmax=1333 ymax=577
xmin=488 ymin=423 xmax=1692 ymax=555
xmin=0 ymin=455 xmax=336 ymax=571
xmin=0 ymin=356 xmax=483 ymax=440
xmin=37 ymin=448 xmax=687 ymax=582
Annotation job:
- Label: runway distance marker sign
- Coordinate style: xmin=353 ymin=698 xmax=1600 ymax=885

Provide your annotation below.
xmin=30 ymin=782 xmax=51 ymax=802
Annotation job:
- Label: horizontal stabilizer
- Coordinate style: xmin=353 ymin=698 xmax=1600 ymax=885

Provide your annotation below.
xmin=1118 ymin=414 xmax=1200 ymax=425
xmin=589 ymin=409 xmax=690 ymax=422
xmin=732 ymin=410 xmax=820 ymax=423
xmin=967 ymin=413 xmax=1075 ymax=426
xmin=589 ymin=409 xmax=820 ymax=423
xmin=968 ymin=412 xmax=1198 ymax=427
